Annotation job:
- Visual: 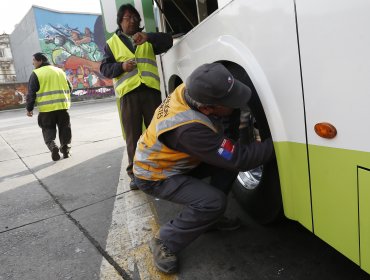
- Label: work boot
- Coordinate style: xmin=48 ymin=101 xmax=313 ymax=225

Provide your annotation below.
xmin=60 ymin=146 xmax=71 ymax=159
xmin=62 ymin=151 xmax=71 ymax=159
xmin=128 ymin=174 xmax=139 ymax=190
xmin=51 ymin=146 xmax=60 ymax=161
xmin=208 ymin=216 xmax=241 ymax=231
xmin=149 ymin=238 xmax=178 ymax=274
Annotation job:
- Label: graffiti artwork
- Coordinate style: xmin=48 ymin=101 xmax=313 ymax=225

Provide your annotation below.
xmin=0 ymin=83 xmax=115 ymax=111
xmin=34 ymin=7 xmax=113 ymax=90
xmin=0 ymin=83 xmax=27 ymax=110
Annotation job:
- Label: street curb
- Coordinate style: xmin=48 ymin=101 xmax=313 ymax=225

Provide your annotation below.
xmin=99 ymin=149 xmax=177 ymax=280
xmin=0 ymin=97 xmax=116 ymax=113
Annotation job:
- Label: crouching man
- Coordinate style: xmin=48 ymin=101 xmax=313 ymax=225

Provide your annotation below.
xmin=133 ymin=63 xmax=274 ymax=273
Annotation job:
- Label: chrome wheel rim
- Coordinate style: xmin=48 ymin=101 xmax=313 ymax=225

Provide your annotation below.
xmin=237 ymin=166 xmax=263 ymax=190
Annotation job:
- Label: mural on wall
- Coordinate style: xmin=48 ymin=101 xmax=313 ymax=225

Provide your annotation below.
xmin=0 ymin=83 xmax=27 ymax=110
xmin=34 ymin=7 xmax=112 ymax=91
xmin=0 ymin=83 xmax=116 ymax=111
xmin=0 ymin=8 xmax=117 ymax=111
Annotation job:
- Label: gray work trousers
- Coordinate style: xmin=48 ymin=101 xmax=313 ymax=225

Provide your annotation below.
xmin=134 ymin=164 xmax=238 ymax=253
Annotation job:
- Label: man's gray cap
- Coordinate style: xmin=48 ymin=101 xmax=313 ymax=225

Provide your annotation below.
xmin=186 ymin=63 xmax=251 ymax=108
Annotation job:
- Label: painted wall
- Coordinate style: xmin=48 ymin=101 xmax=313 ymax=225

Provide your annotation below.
xmin=33 ymin=7 xmax=112 ymax=89
xmin=4 ymin=6 xmax=115 ymax=111
xmin=0 ymin=83 xmax=114 ymax=111
xmin=0 ymin=83 xmax=27 ymax=110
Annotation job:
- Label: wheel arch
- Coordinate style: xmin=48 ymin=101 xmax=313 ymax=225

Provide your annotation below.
xmin=161 ymin=35 xmax=287 ymax=142
xmin=214 ymin=60 xmax=284 ymax=224
xmin=168 ymin=75 xmax=184 ymax=93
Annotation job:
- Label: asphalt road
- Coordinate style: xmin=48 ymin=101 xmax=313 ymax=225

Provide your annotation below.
xmin=154 ymin=197 xmax=370 ymax=280
xmin=0 ymin=99 xmax=369 ymax=280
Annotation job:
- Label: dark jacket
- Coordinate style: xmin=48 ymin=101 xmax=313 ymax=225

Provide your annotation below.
xmin=160 ymin=119 xmax=273 ymax=172
xmin=99 ymin=30 xmax=173 ymax=79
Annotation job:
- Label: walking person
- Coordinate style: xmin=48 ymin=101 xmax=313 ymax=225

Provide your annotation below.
xmin=100 ymin=4 xmax=173 ymax=190
xmin=26 ymin=52 xmax=73 ymax=161
xmin=133 ymin=63 xmax=274 ymax=273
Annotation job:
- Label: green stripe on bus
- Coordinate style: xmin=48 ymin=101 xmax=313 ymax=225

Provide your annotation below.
xmin=274 ymin=141 xmax=312 ymax=231
xmin=141 ymin=0 xmax=156 ymax=32
xmin=276 ymin=141 xmax=370 ymax=268
xmin=117 ymin=0 xmax=134 ymax=7
xmin=359 ymin=168 xmax=370 ymax=274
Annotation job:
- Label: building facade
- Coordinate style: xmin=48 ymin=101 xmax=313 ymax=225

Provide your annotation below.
xmin=0 ymin=33 xmax=16 ymax=83
xmin=0 ymin=5 xmax=114 ymax=111
xmin=10 ymin=5 xmax=110 ymax=89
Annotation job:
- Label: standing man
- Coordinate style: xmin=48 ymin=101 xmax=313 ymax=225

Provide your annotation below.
xmin=133 ymin=63 xmax=274 ymax=274
xmin=100 ymin=4 xmax=173 ymax=190
xmin=26 ymin=52 xmax=72 ymax=161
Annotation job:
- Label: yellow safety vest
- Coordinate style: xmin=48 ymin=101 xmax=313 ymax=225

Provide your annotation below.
xmin=107 ymin=33 xmax=160 ymax=98
xmin=34 ymin=65 xmax=71 ymax=112
xmin=133 ymin=84 xmax=218 ymax=181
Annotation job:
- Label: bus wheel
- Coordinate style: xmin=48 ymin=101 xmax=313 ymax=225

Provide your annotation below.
xmin=232 ymin=113 xmax=283 ymax=225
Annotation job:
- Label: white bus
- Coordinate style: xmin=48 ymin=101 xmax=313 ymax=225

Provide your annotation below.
xmin=100 ymin=0 xmax=370 ymax=274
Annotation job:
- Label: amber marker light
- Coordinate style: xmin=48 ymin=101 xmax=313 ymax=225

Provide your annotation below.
xmin=314 ymin=122 xmax=337 ymax=139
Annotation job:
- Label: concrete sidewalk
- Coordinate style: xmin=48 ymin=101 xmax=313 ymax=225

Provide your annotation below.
xmin=0 ymin=101 xmax=175 ymax=280
xmin=99 ymin=148 xmax=175 ymax=280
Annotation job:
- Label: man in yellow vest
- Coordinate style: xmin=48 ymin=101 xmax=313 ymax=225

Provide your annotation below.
xmin=26 ymin=53 xmax=72 ymax=161
xmin=100 ymin=4 xmax=173 ymax=190
xmin=133 ymin=63 xmax=274 ymax=274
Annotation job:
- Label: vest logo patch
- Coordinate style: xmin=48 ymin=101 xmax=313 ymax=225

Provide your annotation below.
xmin=217 ymin=139 xmax=234 ymax=160
xmin=157 ymin=95 xmax=171 ymax=119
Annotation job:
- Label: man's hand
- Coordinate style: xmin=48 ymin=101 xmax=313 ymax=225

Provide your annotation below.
xmin=132 ymin=32 xmax=148 ymax=45
xmin=122 ymin=59 xmax=137 ymax=72
xmin=27 ymin=111 xmax=33 ymax=117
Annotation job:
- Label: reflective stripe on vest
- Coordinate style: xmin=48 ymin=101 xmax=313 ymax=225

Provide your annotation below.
xmin=107 ymin=34 xmax=160 ymax=98
xmin=34 ymin=65 xmax=71 ymax=112
xmin=133 ymin=84 xmax=217 ymax=181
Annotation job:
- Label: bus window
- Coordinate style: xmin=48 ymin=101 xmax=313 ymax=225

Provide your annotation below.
xmin=154 ymin=0 xmax=218 ymax=35
xmin=197 ymin=0 xmax=218 ymax=22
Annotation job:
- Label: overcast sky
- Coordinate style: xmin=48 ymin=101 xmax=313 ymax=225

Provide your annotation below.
xmin=0 ymin=0 xmax=102 ymax=34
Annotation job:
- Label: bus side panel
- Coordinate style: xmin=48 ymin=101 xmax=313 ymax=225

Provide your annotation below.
xmin=296 ymin=0 xmax=370 ymax=265
xmin=308 ymin=147 xmax=370 ymax=265
xmin=309 ymin=146 xmax=368 ymax=264
xmin=359 ymin=168 xmax=370 ymax=274
xmin=274 ymin=142 xmax=311 ymax=229
xmin=159 ymin=0 xmax=312 ymax=229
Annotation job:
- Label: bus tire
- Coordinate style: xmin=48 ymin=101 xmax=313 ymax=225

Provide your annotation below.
xmin=232 ymin=97 xmax=283 ymax=225
xmin=232 ymin=155 xmax=283 ymax=224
